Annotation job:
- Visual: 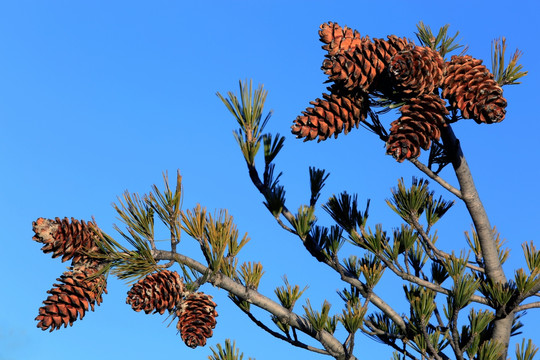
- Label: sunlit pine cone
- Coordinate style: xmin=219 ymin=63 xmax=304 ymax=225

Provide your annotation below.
xmin=176 ymin=292 xmax=218 ymax=348
xmin=386 ymin=94 xmax=449 ymax=162
xmin=35 ymin=264 xmax=107 ymax=332
xmin=291 ymin=90 xmax=369 ymax=142
xmin=388 ymin=46 xmax=445 ymax=97
xmin=441 ymin=55 xmax=506 ymax=124
xmin=370 ymin=35 xmax=415 ymax=96
xmin=319 ymin=21 xmax=364 ymax=56
xmin=373 ymin=35 xmax=415 ymax=66
xmin=126 ymin=270 xmax=184 ymax=315
xmin=321 ymin=37 xmax=384 ymax=93
xmin=32 ymin=217 xmax=103 ymax=264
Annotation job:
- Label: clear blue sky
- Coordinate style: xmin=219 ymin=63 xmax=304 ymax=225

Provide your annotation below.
xmin=1 ymin=1 xmax=539 ymax=360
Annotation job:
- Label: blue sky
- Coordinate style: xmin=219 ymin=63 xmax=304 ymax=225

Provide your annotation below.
xmin=1 ymin=1 xmax=539 ymax=359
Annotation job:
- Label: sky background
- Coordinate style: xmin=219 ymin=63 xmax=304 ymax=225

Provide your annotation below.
xmin=1 ymin=1 xmax=539 ymax=359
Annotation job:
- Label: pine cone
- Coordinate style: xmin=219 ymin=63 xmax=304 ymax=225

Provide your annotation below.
xmin=176 ymin=292 xmax=218 ymax=348
xmin=386 ymin=94 xmax=449 ymax=162
xmin=373 ymin=35 xmax=414 ymax=67
xmin=36 ymin=265 xmax=107 ymax=331
xmin=441 ymin=55 xmax=506 ymax=124
xmin=388 ymin=46 xmax=445 ymax=97
xmin=319 ymin=22 xmax=363 ymax=56
xmin=370 ymin=36 xmax=414 ymax=96
xmin=126 ymin=270 xmax=184 ymax=315
xmin=32 ymin=217 xmax=102 ymax=264
xmin=321 ymin=38 xmax=385 ymax=93
xmin=291 ymin=91 xmax=369 ymax=142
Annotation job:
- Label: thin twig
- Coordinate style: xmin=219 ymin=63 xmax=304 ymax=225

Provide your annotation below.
xmin=246 ymin=156 xmax=409 ymax=334
xmin=420 ymin=318 xmax=444 ymax=360
xmin=411 ymin=217 xmax=485 ymax=274
xmin=237 ymin=305 xmax=329 ymax=356
xmin=377 ymin=251 xmax=489 ymax=306
xmin=450 ymin=309 xmax=465 ymax=360
xmin=409 ymin=158 xmax=462 ymax=199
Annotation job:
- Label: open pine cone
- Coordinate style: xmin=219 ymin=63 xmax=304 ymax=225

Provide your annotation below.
xmin=291 ymin=90 xmax=369 ymax=142
xmin=442 ymin=55 xmax=506 ymax=124
xmin=36 ymin=264 xmax=107 ymax=331
xmin=32 ymin=217 xmax=103 ymax=264
xmin=126 ymin=270 xmax=185 ymax=315
xmin=386 ymin=94 xmax=449 ymax=162
xmin=176 ymin=292 xmax=218 ymax=348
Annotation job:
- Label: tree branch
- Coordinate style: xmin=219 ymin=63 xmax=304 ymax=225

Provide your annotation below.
xmin=152 ymin=250 xmax=353 ymax=360
xmin=441 ymin=125 xmax=506 ymax=283
xmin=515 ymin=301 xmax=540 ymax=312
xmin=441 ymin=124 xmax=512 ymax=359
xmin=377 ymin=251 xmax=489 ymax=306
xmin=410 ymin=217 xmax=485 ymax=274
xmin=408 ymin=158 xmax=462 ymax=199
xmin=245 ymin=158 xmax=409 ymax=335
xmin=237 ymin=305 xmax=330 ymax=356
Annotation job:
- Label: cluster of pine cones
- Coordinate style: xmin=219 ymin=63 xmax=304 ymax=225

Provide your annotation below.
xmin=33 ymin=217 xmax=107 ymax=331
xmin=126 ymin=270 xmax=218 ymax=348
xmin=33 ymin=217 xmax=218 ymax=348
xmin=291 ymin=22 xmax=507 ymax=162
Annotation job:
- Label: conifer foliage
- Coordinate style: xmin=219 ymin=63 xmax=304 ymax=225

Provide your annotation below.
xmin=32 ymin=21 xmax=533 ymax=360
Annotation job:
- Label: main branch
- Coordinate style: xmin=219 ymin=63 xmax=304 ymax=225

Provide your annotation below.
xmin=152 ymin=249 xmax=355 ymax=360
xmin=441 ymin=125 xmax=513 ymax=358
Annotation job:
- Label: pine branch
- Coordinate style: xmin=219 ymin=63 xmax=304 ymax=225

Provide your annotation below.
xmin=515 ymin=301 xmax=540 ymax=312
xmin=408 ymin=158 xmax=462 ymax=199
xmin=235 ymin=303 xmax=329 ymax=356
xmin=441 ymin=125 xmax=505 ymax=282
xmin=410 ymin=217 xmax=485 ymax=274
xmin=441 ymin=124 xmax=513 ymax=359
xmin=419 ymin=316 xmax=445 ymax=360
xmin=152 ymin=249 xmax=353 ymax=359
xmin=330 ymin=256 xmax=408 ymax=333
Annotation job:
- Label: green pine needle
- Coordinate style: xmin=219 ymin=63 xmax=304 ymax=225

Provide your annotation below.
xmin=263 ymin=133 xmax=285 ymax=165
xmin=208 ymin=339 xmax=254 ymax=360
xmin=148 ymin=170 xmax=183 ymax=241
xmin=516 ymin=339 xmax=539 ymax=360
xmin=309 ymin=167 xmax=330 ymax=207
xmin=415 ymin=21 xmax=465 ymax=59
xmin=386 ymin=177 xmax=431 ymax=223
xmin=217 ymin=79 xmax=273 ymax=165
xmin=303 ymin=299 xmax=332 ymax=332
xmin=291 ymin=205 xmax=316 ymax=239
xmin=491 ymin=37 xmax=528 ymax=86
xmin=324 ymin=192 xmax=370 ymax=234
xmin=274 ymin=276 xmax=308 ymax=310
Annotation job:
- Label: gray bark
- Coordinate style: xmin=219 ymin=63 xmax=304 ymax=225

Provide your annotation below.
xmin=441 ymin=125 xmax=513 ymax=359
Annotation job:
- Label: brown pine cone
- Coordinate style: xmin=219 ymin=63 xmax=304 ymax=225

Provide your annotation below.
xmin=291 ymin=91 xmax=369 ymax=142
xmin=388 ymin=46 xmax=445 ymax=97
xmin=321 ymin=37 xmax=384 ymax=93
xmin=176 ymin=292 xmax=218 ymax=348
xmin=319 ymin=21 xmax=363 ymax=56
xmin=32 ymin=217 xmax=103 ymax=264
xmin=373 ymin=35 xmax=414 ymax=67
xmin=441 ymin=55 xmax=506 ymax=124
xmin=386 ymin=94 xmax=449 ymax=162
xmin=36 ymin=265 xmax=107 ymax=331
xmin=126 ymin=270 xmax=184 ymax=315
